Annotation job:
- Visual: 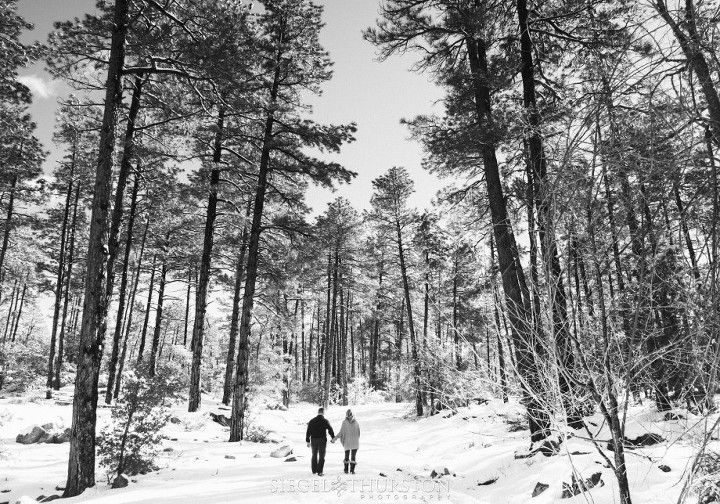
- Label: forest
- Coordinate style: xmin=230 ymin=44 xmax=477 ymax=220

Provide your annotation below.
xmin=2 ymin=0 xmax=720 ymax=503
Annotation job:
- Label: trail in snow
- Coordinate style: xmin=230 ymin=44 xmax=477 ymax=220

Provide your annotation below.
xmin=0 ymin=392 xmax=709 ymax=503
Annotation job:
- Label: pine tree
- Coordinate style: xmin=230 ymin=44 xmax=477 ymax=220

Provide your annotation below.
xmin=228 ymin=0 xmax=356 ymax=441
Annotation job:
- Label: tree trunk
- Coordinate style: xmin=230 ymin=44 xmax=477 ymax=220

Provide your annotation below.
xmin=222 ymin=202 xmax=251 ymax=405
xmin=349 ymin=298 xmax=355 ymax=378
xmin=524 ymin=150 xmax=544 ymax=357
xmin=100 ymin=75 xmax=144 ymax=365
xmin=517 ymin=0 xmax=582 ymax=429
xmin=465 ymin=31 xmax=546 ymax=440
xmin=359 ymin=318 xmax=366 ymax=376
xmin=114 ymin=214 xmax=150 ymax=399
xmin=423 ymin=251 xmax=430 ymax=348
xmin=307 ymin=304 xmax=315 ymax=382
xmin=490 ymin=238 xmax=509 ymax=402
xmin=340 ymin=286 xmax=348 ymax=406
xmin=301 ymin=300 xmax=306 ymax=382
xmin=293 ymin=300 xmax=299 ymax=384
xmin=106 ymin=168 xmax=139 ymax=403
xmin=47 ymin=161 xmax=75 ymax=398
xmin=370 ymin=253 xmax=383 ymax=388
xmin=148 ymin=259 xmax=167 ymax=377
xmin=183 ymin=267 xmax=192 ymax=346
xmin=325 ymin=248 xmax=339 ymax=408
xmin=10 ymin=278 xmax=27 ymax=342
xmin=188 ymin=108 xmax=224 ymax=412
xmin=65 ymin=0 xmax=129 ymax=495
xmin=2 ymin=280 xmax=18 ymax=342
xmin=56 ymin=181 xmax=81 ymax=390
xmin=654 ymin=0 xmax=720 ymax=143
xmin=673 ymin=183 xmax=700 ymax=280
xmin=586 ymin=181 xmax=633 ymax=504
xmin=397 ymin=220 xmax=423 ymax=416
xmin=229 ymin=58 xmax=282 ymax=441
xmin=0 ymin=174 xmax=17 ymax=284
xmin=452 ymin=262 xmax=460 ymax=369
xmin=136 ymin=255 xmax=157 ymax=364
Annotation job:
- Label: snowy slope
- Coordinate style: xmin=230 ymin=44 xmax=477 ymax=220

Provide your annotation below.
xmin=0 ymin=393 xmax=712 ymax=503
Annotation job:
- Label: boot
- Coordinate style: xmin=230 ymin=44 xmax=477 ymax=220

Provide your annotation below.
xmin=350 ymin=461 xmax=356 ymax=474
xmin=343 ymin=460 xmax=349 ymax=474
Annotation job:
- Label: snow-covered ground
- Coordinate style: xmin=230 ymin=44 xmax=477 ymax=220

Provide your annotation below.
xmin=0 ymin=390 xmax=713 ymax=503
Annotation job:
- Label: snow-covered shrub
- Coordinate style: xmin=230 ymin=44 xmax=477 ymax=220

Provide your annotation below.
xmin=180 ymin=412 xmax=209 ymax=432
xmin=241 ymin=404 xmax=265 ymax=441
xmin=692 ymin=450 xmax=720 ymax=504
xmin=245 ymin=424 xmax=272 ymax=443
xmin=346 ymin=376 xmax=388 ymax=405
xmin=0 ymin=340 xmax=48 ymax=394
xmin=249 ymin=344 xmax=285 ymax=406
xmin=297 ymin=382 xmax=324 ymax=404
xmin=159 ymin=345 xmax=192 ymax=392
xmin=198 ymin=325 xmax=224 ymax=394
xmin=329 ymin=382 xmax=344 ymax=405
xmin=98 ymin=365 xmax=182 ymax=480
xmin=421 ymin=341 xmax=493 ymax=413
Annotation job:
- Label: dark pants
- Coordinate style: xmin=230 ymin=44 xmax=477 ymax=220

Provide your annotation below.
xmin=311 ymin=438 xmax=327 ymax=474
xmin=344 ymin=449 xmax=358 ymax=472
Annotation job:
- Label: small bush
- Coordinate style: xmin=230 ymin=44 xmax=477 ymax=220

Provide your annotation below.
xmin=297 ymin=382 xmax=324 ymax=404
xmin=694 ymin=451 xmax=720 ymax=504
xmin=346 ymin=376 xmax=388 ymax=405
xmin=0 ymin=340 xmax=49 ymax=394
xmin=98 ymin=364 xmax=181 ymax=480
xmin=181 ymin=412 xmax=209 ymax=432
xmin=161 ymin=345 xmax=192 ymax=391
xmin=245 ymin=424 xmax=271 ymax=443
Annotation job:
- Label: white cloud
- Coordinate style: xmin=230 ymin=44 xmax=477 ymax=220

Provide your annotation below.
xmin=17 ymin=74 xmax=59 ymax=99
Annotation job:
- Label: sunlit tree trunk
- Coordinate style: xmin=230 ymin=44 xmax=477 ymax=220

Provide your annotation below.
xmin=65 ymin=0 xmax=129 ymax=495
xmin=106 ymin=169 xmax=140 ymax=403
xmin=189 ymin=108 xmax=224 ymax=412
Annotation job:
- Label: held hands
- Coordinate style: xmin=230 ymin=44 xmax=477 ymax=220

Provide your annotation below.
xmin=331 ymin=438 xmax=336 ymax=443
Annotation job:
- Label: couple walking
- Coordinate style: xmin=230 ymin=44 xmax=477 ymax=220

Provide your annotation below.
xmin=305 ymin=407 xmax=360 ymax=476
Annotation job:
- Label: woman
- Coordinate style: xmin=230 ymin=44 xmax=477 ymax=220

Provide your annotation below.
xmin=332 ymin=408 xmax=360 ymax=474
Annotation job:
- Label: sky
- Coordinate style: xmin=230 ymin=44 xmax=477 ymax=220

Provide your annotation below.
xmin=16 ymin=0 xmax=446 ymax=216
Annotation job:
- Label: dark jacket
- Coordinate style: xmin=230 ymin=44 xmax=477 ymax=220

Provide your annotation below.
xmin=306 ymin=415 xmax=335 ymax=442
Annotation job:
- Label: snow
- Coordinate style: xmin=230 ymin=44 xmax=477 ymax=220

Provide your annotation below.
xmin=0 ymin=392 xmax=714 ymax=503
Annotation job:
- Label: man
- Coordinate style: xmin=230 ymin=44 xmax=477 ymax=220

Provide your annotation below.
xmin=306 ymin=407 xmax=335 ymax=476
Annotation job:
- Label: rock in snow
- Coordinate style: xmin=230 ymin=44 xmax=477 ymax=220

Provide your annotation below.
xmin=111 ymin=474 xmax=129 ymax=489
xmin=16 ymin=425 xmax=71 ymax=445
xmin=430 ymin=468 xmax=452 ymax=478
xmin=270 ymin=445 xmax=293 ymax=458
xmin=37 ymin=496 xmax=61 ymax=502
xmin=44 ymin=428 xmax=71 ymax=444
xmin=561 ymin=472 xmax=603 ymax=498
xmin=209 ymin=413 xmax=230 ymax=427
xmin=15 ymin=426 xmax=47 ymax=444
xmin=532 ymin=482 xmax=549 ymax=498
